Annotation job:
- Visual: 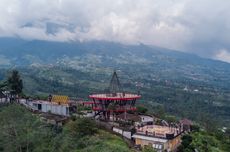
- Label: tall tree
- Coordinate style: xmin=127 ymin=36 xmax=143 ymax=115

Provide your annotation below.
xmin=7 ymin=70 xmax=23 ymax=94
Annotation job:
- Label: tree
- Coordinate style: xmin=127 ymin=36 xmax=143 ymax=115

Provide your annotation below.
xmin=0 ymin=104 xmax=53 ymax=152
xmin=65 ymin=118 xmax=98 ymax=138
xmin=177 ymin=134 xmax=193 ymax=152
xmin=164 ymin=115 xmax=177 ymax=123
xmin=7 ymin=70 xmax=23 ymax=94
xmin=137 ymin=105 xmax=148 ymax=114
xmin=181 ymin=134 xmax=193 ymax=148
xmin=155 ymin=105 xmax=165 ymax=119
xmin=0 ymin=81 xmax=7 ymax=90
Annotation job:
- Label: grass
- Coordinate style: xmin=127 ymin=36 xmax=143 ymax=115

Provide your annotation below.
xmin=74 ymin=130 xmax=132 ymax=152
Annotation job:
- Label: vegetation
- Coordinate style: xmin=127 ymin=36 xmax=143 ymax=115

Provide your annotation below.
xmin=7 ymin=70 xmax=23 ymax=94
xmin=0 ymin=38 xmax=229 ymax=127
xmin=136 ymin=105 xmax=148 ymax=114
xmin=64 ymin=118 xmax=97 ymax=137
xmin=142 ymin=145 xmax=157 ymax=152
xmin=178 ymin=126 xmax=230 ymax=152
xmin=0 ymin=104 xmax=132 ymax=152
xmin=12 ymin=66 xmax=229 ymax=128
xmin=0 ymin=39 xmax=230 ymax=151
xmin=0 ymin=104 xmax=53 ymax=152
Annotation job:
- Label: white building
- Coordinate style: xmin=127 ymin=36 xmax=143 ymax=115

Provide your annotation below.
xmin=28 ymin=100 xmax=70 ymax=116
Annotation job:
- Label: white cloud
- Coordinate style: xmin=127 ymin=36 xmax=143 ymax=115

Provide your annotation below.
xmin=0 ymin=0 xmax=230 ymax=60
xmin=215 ymin=49 xmax=230 ymax=63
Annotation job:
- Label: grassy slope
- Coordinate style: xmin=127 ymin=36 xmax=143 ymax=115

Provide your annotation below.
xmin=0 ymin=104 xmax=132 ymax=152
xmin=74 ymin=130 xmax=131 ymax=152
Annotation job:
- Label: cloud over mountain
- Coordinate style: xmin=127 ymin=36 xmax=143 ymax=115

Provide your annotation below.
xmin=0 ymin=0 xmax=230 ymax=62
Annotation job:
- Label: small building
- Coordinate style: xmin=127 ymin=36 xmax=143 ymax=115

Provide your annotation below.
xmin=180 ymin=119 xmax=193 ymax=132
xmin=29 ymin=100 xmax=70 ymax=116
xmin=26 ymin=95 xmax=75 ymax=117
xmin=132 ymin=125 xmax=182 ymax=152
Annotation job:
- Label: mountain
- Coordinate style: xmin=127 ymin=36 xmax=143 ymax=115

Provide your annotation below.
xmin=0 ymin=37 xmax=230 ymax=127
xmin=1 ymin=37 xmax=230 ymax=86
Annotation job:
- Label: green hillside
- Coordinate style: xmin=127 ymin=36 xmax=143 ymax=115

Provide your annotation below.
xmin=12 ymin=66 xmax=229 ymax=128
xmin=0 ymin=104 xmax=132 ymax=152
xmin=0 ymin=38 xmax=229 ymax=127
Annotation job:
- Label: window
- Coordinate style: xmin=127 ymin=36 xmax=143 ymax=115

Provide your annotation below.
xmin=152 ymin=143 xmax=163 ymax=150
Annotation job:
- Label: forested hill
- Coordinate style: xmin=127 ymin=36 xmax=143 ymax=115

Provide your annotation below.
xmin=0 ymin=37 xmax=230 ymax=127
xmin=0 ymin=37 xmax=230 ymax=89
xmin=0 ymin=104 xmax=132 ymax=152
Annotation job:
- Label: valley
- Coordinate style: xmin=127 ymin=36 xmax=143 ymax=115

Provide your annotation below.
xmin=0 ymin=38 xmax=230 ymax=128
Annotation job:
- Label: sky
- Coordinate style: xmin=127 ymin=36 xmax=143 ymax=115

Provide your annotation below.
xmin=0 ymin=0 xmax=230 ymax=62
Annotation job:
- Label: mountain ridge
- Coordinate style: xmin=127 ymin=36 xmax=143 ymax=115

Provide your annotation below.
xmin=0 ymin=37 xmax=229 ymax=65
xmin=1 ymin=37 xmax=230 ymax=90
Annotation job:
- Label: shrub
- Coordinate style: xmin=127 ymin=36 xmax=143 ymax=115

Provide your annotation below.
xmin=65 ymin=118 xmax=98 ymax=138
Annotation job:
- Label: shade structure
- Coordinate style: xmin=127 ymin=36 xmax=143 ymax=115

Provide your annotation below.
xmin=89 ymin=92 xmax=140 ymax=120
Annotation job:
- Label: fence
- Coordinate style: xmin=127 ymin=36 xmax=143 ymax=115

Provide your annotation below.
xmin=112 ymin=127 xmax=132 ymax=139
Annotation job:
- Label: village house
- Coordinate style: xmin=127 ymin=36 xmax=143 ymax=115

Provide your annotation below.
xmin=24 ymin=95 xmax=76 ymax=117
